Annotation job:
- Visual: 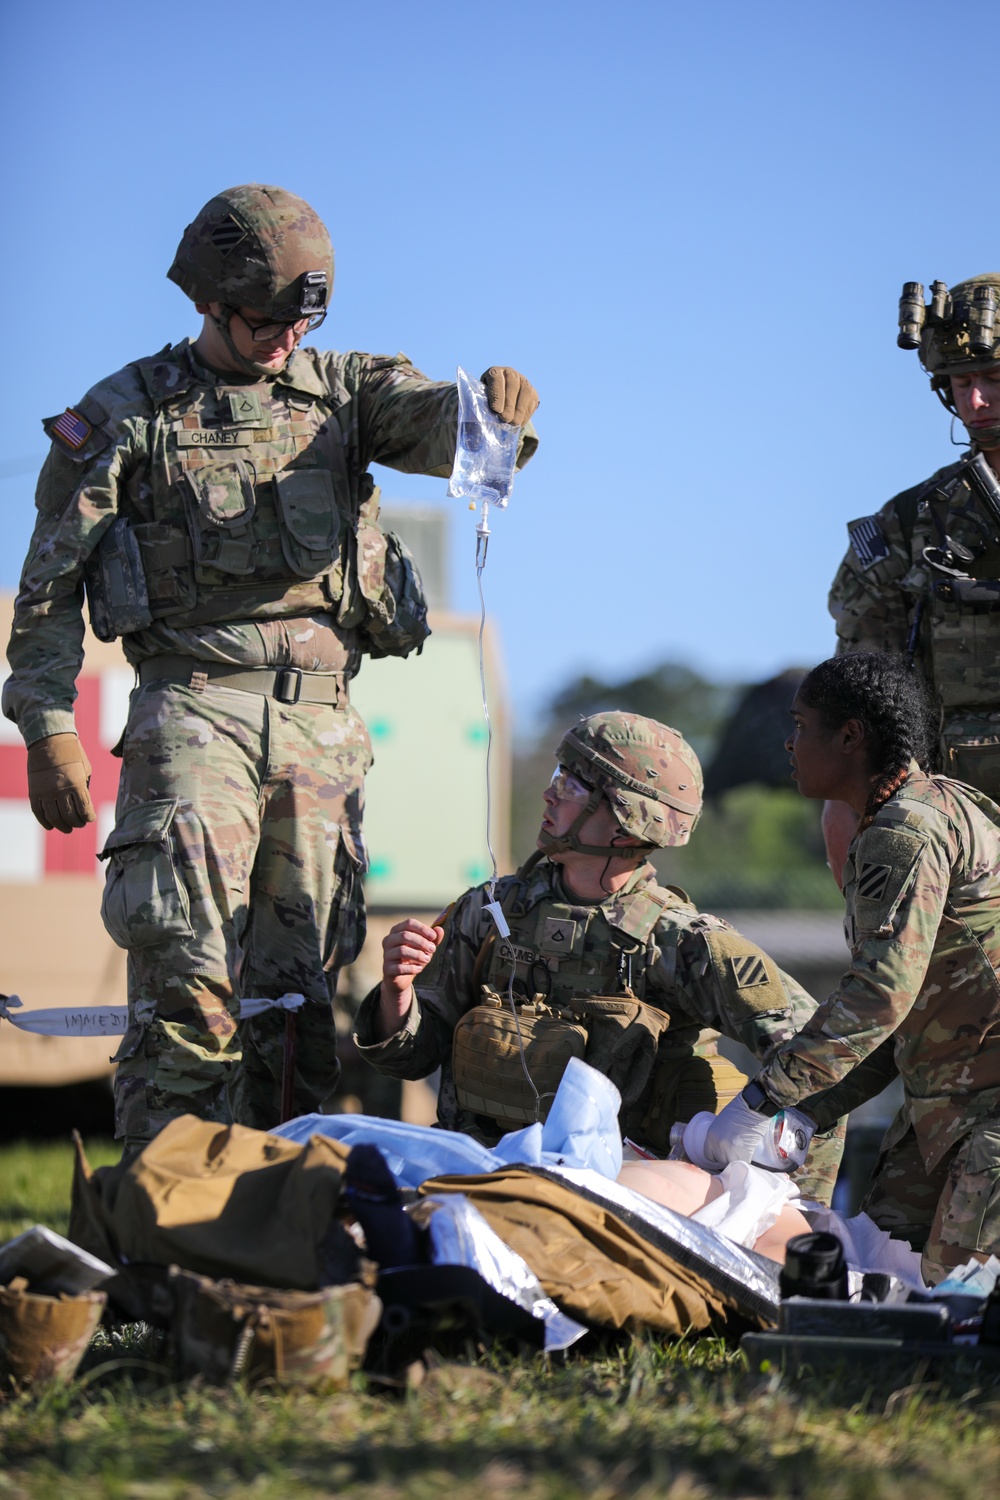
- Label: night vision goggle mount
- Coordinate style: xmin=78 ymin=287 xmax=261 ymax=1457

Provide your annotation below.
xmin=898 ymin=280 xmax=1000 ymax=359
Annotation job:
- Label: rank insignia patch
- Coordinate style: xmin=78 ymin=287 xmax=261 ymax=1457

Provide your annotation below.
xmin=857 ymin=862 xmax=892 ymax=901
xmin=543 ymin=918 xmax=578 ymax=951
xmin=848 ymin=515 xmax=891 ymax=571
xmin=730 ymin=954 xmax=768 ymax=988
xmin=50 ymin=407 xmax=94 ymax=452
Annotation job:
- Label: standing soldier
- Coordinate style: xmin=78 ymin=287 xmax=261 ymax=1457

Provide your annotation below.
xmin=3 ymin=184 xmax=538 ymax=1150
xmin=825 ymin=274 xmax=1000 ymax=879
xmin=354 ymin=713 xmax=847 ymax=1204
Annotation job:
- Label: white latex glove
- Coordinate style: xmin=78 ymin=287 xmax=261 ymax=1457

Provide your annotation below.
xmin=684 ymin=1100 xmax=817 ymax=1173
xmin=696 ymin=1093 xmax=775 ymax=1169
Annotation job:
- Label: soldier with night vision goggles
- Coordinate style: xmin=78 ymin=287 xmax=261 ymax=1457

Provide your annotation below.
xmin=3 ymin=182 xmax=539 ymax=1149
xmin=354 ymin=712 xmax=852 ymax=1204
xmin=825 ymin=272 xmax=1000 ymax=879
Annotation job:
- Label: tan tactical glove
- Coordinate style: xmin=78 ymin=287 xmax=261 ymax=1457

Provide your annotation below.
xmin=26 ymin=733 xmax=96 ymax=834
xmin=480 ymin=367 xmax=539 ymax=427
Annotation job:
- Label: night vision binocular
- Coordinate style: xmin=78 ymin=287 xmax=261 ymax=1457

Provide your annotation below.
xmin=898 ymin=279 xmax=1000 ymax=357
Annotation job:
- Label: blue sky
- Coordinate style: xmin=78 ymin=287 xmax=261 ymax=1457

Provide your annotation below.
xmin=2 ymin=1 xmax=994 ymax=726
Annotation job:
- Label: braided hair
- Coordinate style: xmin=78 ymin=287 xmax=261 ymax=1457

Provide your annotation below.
xmin=797 ymin=652 xmax=934 ymax=831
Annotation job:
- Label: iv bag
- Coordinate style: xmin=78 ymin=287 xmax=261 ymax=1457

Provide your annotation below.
xmin=447 ymin=366 xmax=520 ymax=510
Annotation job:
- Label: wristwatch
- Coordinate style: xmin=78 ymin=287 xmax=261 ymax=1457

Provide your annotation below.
xmin=741 ymin=1079 xmax=777 ymax=1116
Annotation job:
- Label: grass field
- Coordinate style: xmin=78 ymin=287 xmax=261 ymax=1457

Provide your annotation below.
xmin=2 ymin=1138 xmax=999 ymax=1500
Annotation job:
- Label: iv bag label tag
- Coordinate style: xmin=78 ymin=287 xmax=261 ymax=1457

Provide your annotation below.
xmin=484 ymin=901 xmax=510 ymax=939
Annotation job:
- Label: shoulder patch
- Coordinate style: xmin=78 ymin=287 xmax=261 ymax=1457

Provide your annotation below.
xmin=847 ymin=514 xmax=891 ymax=570
xmin=856 ymin=861 xmax=892 ymax=901
xmin=849 ymin=824 xmax=926 ymax=936
xmin=42 ymin=407 xmax=111 ymax=462
xmin=730 ymin=953 xmax=769 ymax=988
xmin=48 ymin=408 xmax=93 ymax=451
xmin=701 ymin=927 xmax=789 ymax=1022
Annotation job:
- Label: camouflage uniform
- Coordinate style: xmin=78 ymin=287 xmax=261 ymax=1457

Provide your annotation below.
xmin=757 ymin=770 xmax=1000 ymax=1281
xmin=3 ymin=332 xmax=536 ymax=1145
xmin=829 ymin=456 xmax=1000 ymax=795
xmin=831 ymin=273 xmax=1000 ymax=799
xmin=354 ymin=857 xmax=846 ymax=1203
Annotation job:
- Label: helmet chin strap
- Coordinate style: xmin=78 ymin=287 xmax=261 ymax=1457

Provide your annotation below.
xmin=210 ymin=307 xmax=284 ymax=380
xmin=537 ymin=788 xmax=649 ymax=859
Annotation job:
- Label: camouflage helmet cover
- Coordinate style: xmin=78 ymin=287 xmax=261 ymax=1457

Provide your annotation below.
xmin=556 ymin=712 xmax=704 ymax=848
xmin=905 ymin=274 xmax=1000 ymax=379
xmin=167 ymin=184 xmax=334 ymax=320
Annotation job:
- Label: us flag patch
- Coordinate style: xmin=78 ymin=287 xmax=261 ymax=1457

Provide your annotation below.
xmin=848 ymin=515 xmax=890 ymax=571
xmin=50 ymin=408 xmax=94 ymax=452
xmin=730 ymin=954 xmax=768 ymax=988
xmin=857 ymin=862 xmax=892 ymax=901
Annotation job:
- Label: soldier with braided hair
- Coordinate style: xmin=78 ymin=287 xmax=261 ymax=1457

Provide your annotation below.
xmin=694 ymin=652 xmax=1000 ymax=1284
xmin=353 ymin=711 xmax=848 ymax=1204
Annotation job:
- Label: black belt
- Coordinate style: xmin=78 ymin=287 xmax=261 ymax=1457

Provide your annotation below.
xmin=138 ymin=655 xmax=348 ymax=707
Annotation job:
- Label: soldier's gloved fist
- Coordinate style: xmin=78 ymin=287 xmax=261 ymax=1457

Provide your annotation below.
xmin=686 ymin=1089 xmax=775 ymax=1170
xmin=480 ymin=367 xmax=539 ymax=427
xmin=26 ymin=733 xmax=96 ymax=834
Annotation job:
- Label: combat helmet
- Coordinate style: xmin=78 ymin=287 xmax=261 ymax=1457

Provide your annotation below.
xmin=540 ymin=712 xmax=704 ymax=859
xmin=167 ymin=184 xmax=333 ymax=375
xmin=898 ymin=275 xmax=1000 ymax=426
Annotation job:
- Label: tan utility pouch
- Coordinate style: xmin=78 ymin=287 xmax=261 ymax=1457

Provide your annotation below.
xmin=0 ymin=1279 xmax=106 ymax=1390
xmin=169 ymin=1268 xmax=381 ymax=1389
xmin=452 ymin=992 xmax=672 ymax=1133
xmin=453 ymin=996 xmax=588 ymax=1132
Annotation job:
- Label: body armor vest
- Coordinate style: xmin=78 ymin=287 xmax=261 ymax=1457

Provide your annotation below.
xmin=450 ymin=869 xmax=738 ymax=1145
xmin=96 ymin=345 xmax=420 ymax=647
xmin=905 ymin=466 xmax=1000 ymax=712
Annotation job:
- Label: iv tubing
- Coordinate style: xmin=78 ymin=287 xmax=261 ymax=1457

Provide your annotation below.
xmin=474 ymin=500 xmax=542 ymax=1118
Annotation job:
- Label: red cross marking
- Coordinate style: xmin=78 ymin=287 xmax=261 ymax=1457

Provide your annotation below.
xmin=0 ymin=676 xmax=122 ymax=874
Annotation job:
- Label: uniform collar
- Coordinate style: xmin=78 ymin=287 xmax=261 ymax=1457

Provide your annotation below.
xmin=273 ymin=348 xmax=332 ymax=399
xmin=528 ymin=857 xmax=658 ymax=913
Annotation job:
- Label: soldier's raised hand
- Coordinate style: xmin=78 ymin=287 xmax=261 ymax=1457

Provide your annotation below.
xmin=480 ymin=367 xmax=539 ymax=427
xmin=376 ymin=918 xmax=445 ymax=1039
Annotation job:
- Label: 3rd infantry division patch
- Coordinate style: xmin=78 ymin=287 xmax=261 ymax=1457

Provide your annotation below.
xmin=857 ymin=862 xmax=892 ymax=901
xmin=730 ymin=954 xmax=768 ymax=989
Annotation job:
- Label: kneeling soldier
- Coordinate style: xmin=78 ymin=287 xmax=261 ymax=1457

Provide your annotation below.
xmin=354 ymin=712 xmax=846 ymax=1203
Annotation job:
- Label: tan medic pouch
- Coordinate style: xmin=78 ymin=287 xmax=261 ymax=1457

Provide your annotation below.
xmin=452 ymin=991 xmax=672 ymax=1133
xmin=0 ymin=1278 xmax=106 ymax=1391
xmin=169 ymin=1267 xmax=382 ymax=1389
xmin=452 ymin=994 xmax=588 ymax=1131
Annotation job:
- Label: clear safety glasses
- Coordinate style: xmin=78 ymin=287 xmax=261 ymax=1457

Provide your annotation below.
xmin=234 ymin=309 xmax=327 ymax=343
xmin=547 ymin=765 xmax=594 ymax=804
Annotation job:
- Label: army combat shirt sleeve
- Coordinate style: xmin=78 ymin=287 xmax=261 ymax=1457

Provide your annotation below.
xmin=3 ymin=369 xmax=151 ymax=746
xmin=758 ymin=799 xmax=954 ymax=1109
xmin=353 ymin=884 xmax=494 ymax=1077
xmin=334 ymin=351 xmax=538 ymax=479
xmin=652 ymin=909 xmax=822 ymax=1062
xmin=827 ymin=494 xmax=914 ymax=656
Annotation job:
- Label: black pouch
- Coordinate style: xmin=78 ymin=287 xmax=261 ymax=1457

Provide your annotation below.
xmin=359 ymin=530 xmax=431 ymax=660
xmin=84 ymin=516 xmax=153 ymax=641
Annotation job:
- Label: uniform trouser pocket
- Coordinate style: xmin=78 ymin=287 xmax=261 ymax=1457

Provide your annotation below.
xmin=100 ymin=797 xmax=193 ymax=949
xmin=929 ymin=1122 xmax=1000 ymax=1274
